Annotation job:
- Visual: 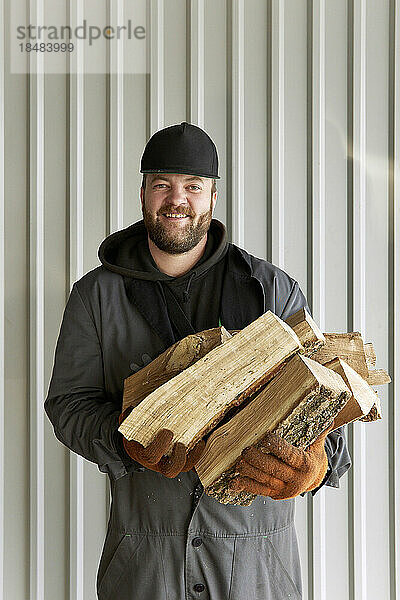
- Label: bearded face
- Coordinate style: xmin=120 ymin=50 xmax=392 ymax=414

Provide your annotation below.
xmin=142 ymin=200 xmax=213 ymax=254
xmin=141 ymin=174 xmax=215 ymax=254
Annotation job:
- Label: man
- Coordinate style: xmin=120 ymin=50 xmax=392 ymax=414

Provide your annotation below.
xmin=45 ymin=122 xmax=351 ymax=599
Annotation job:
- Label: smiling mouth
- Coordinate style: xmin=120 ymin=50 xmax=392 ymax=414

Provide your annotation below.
xmin=161 ymin=213 xmax=190 ymax=220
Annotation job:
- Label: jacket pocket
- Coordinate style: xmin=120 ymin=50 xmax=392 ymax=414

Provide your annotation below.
xmin=267 ymin=537 xmax=302 ymax=599
xmin=97 ymin=533 xmax=144 ymax=600
xmin=228 ymin=532 xmax=302 ymax=600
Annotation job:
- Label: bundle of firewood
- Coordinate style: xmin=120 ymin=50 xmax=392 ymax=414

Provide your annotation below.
xmin=118 ymin=309 xmax=390 ymax=505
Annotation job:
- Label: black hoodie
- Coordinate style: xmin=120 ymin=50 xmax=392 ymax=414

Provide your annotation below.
xmin=98 ymin=218 xmax=229 ymax=341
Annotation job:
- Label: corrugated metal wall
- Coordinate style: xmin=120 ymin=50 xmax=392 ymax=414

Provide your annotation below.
xmin=1 ymin=0 xmax=399 ymax=598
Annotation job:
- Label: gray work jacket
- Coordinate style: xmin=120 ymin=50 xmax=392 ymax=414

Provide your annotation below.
xmin=45 ymin=227 xmax=351 ymax=600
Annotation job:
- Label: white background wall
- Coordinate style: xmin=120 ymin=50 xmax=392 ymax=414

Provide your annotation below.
xmin=1 ymin=1 xmax=399 ymax=599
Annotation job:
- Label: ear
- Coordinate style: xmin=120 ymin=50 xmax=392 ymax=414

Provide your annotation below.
xmin=211 ymin=191 xmax=218 ymax=211
xmin=140 ymin=186 xmax=144 ymax=209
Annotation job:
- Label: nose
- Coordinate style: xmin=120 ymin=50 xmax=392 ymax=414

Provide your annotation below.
xmin=166 ymin=184 xmax=188 ymax=205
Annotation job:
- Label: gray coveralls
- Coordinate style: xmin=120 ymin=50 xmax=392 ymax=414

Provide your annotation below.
xmin=45 ymin=219 xmax=351 ymax=600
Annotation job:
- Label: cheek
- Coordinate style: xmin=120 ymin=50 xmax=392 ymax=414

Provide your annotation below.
xmin=192 ymin=195 xmax=213 ymax=214
xmin=143 ymin=194 xmax=162 ymax=214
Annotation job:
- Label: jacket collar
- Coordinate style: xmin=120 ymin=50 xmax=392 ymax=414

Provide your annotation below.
xmin=123 ymin=277 xmax=176 ymax=347
xmin=219 ymin=245 xmax=265 ymax=330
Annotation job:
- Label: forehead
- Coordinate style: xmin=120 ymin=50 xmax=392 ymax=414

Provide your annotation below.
xmin=147 ymin=173 xmax=210 ymax=185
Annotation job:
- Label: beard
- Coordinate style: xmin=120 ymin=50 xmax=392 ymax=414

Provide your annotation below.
xmin=142 ymin=200 xmax=213 ymax=254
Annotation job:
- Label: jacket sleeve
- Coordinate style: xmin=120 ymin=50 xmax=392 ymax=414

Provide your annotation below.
xmin=278 ymin=279 xmax=352 ymax=495
xmin=44 ymin=283 xmax=141 ymax=481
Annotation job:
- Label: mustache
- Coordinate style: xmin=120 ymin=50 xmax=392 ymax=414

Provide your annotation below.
xmin=157 ymin=205 xmax=195 ymax=217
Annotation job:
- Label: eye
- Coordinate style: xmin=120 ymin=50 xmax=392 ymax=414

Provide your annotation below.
xmin=188 ymin=184 xmax=201 ymax=190
xmin=153 ymin=183 xmax=168 ymax=189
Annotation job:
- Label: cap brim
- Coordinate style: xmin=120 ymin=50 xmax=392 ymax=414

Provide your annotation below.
xmin=140 ymin=168 xmax=220 ymax=179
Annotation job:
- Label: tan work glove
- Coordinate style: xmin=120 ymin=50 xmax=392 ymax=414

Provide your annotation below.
xmin=230 ymin=422 xmax=335 ymax=500
xmin=118 ymin=410 xmax=205 ymax=478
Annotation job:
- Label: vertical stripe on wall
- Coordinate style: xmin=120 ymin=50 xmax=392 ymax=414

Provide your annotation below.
xmin=389 ymin=1 xmax=400 ymax=597
xmin=230 ymin=0 xmax=244 ymax=246
xmin=188 ymin=0 xmax=205 ymax=127
xmin=308 ymin=2 xmax=327 ymax=599
xmin=150 ymin=0 xmax=164 ymax=134
xmin=0 ymin=0 xmax=4 ymax=596
xmin=68 ymin=1 xmax=85 ymax=599
xmin=309 ymin=0 xmax=326 ymax=328
xmin=347 ymin=5 xmax=356 ymax=598
xmin=271 ymin=0 xmax=285 ymax=269
xmin=108 ymin=0 xmax=124 ymax=233
xmin=265 ymin=0 xmax=272 ymax=262
xmin=395 ymin=5 xmax=400 ymax=596
xmin=29 ymin=0 xmax=45 ymax=597
xmin=349 ymin=1 xmax=368 ymax=599
xmin=29 ymin=2 xmax=45 ymax=599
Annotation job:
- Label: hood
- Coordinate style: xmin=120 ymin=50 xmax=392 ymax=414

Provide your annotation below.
xmin=98 ymin=218 xmax=228 ymax=281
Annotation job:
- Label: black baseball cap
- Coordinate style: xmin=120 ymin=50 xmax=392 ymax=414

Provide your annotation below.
xmin=140 ymin=122 xmax=220 ymax=179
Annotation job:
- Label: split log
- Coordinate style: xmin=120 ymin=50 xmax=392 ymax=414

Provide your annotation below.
xmin=284 ymin=308 xmax=325 ymax=356
xmin=118 ymin=311 xmax=303 ymax=453
xmin=229 ymin=306 xmax=325 ymax=354
xmin=365 ymin=369 xmax=391 ymax=386
xmin=313 ymin=334 xmax=390 ymax=386
xmin=122 ymin=308 xmax=325 ymax=415
xmin=122 ymin=327 xmax=232 ymax=413
xmin=312 ymin=332 xmax=369 ymax=379
xmin=195 ymin=354 xmax=351 ymax=506
xmin=325 ymin=358 xmax=379 ymax=428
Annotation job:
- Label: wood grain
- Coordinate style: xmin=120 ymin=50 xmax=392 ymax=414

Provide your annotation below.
xmin=122 ymin=327 xmax=232 ymax=413
xmin=312 ymin=332 xmax=369 ymax=378
xmin=118 ymin=311 xmax=303 ymax=453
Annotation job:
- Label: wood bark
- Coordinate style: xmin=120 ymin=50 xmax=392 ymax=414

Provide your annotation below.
xmin=359 ymin=398 xmax=382 ymax=422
